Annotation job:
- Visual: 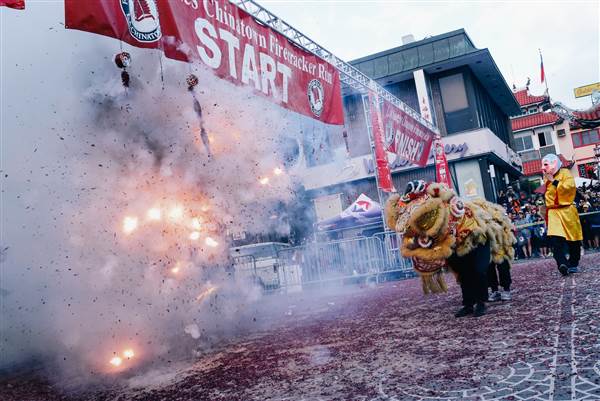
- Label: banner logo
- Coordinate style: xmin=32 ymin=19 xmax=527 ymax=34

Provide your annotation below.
xmin=120 ymin=0 xmax=162 ymax=43
xmin=307 ymin=79 xmax=324 ymax=117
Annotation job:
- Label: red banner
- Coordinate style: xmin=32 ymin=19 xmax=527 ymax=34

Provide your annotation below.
xmin=65 ymin=0 xmax=344 ymax=125
xmin=433 ymin=136 xmax=452 ymax=187
xmin=0 ymin=0 xmax=25 ymax=9
xmin=367 ymin=92 xmax=395 ymax=193
xmin=382 ymin=99 xmax=435 ymax=167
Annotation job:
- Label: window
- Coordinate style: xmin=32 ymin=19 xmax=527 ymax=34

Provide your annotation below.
xmin=578 ymin=162 xmax=598 ymax=179
xmin=528 ymin=107 xmax=537 ymax=114
xmin=514 ymin=135 xmax=534 ymax=152
xmin=537 ymin=131 xmax=553 ymax=147
xmin=439 ymin=73 xmax=469 ymax=113
xmin=572 ymin=129 xmax=600 ymax=148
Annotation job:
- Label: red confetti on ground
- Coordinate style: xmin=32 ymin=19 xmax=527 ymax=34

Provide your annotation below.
xmin=2 ymin=253 xmax=599 ymax=401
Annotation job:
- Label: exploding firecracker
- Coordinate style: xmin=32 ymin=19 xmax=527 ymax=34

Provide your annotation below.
xmin=122 ymin=216 xmax=138 ymax=234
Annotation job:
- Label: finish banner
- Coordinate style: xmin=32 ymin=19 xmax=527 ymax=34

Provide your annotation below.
xmin=65 ymin=0 xmax=344 ymax=125
xmin=382 ymin=99 xmax=435 ymax=167
xmin=367 ymin=92 xmax=395 ymax=193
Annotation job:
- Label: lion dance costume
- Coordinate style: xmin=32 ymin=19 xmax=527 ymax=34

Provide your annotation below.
xmin=385 ymin=181 xmax=516 ymax=315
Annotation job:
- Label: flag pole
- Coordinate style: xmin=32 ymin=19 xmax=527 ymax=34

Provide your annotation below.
xmin=539 ymin=48 xmax=549 ymax=94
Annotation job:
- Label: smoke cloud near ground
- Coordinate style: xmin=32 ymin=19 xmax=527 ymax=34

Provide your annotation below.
xmin=0 ymin=2 xmax=334 ymax=387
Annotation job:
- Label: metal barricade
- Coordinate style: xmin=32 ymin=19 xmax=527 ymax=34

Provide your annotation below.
xmin=276 ymin=236 xmax=386 ymax=291
xmin=272 ymin=235 xmax=417 ymax=293
xmin=373 ymin=231 xmax=415 ymax=279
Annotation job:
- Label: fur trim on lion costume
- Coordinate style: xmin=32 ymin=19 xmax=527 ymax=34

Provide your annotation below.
xmin=386 ymin=181 xmax=516 ymax=294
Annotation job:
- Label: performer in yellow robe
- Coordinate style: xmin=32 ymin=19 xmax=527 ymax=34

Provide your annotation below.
xmin=542 ymin=154 xmax=583 ymax=275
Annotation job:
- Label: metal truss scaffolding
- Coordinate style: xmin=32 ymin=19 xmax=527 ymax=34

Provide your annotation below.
xmin=232 ymin=0 xmax=439 ymax=134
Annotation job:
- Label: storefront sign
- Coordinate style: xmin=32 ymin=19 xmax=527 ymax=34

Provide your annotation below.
xmin=574 ymin=82 xmax=600 ymax=98
xmin=363 ymin=142 xmax=469 ymax=174
xmin=65 ymin=0 xmax=344 ymax=125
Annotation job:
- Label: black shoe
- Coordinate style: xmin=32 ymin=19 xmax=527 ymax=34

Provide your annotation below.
xmin=455 ymin=306 xmax=474 ymax=318
xmin=474 ymin=302 xmax=486 ymax=317
xmin=558 ymin=264 xmax=569 ymax=276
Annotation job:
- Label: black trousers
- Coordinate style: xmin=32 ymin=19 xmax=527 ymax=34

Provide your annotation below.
xmin=448 ymin=242 xmax=490 ymax=307
xmin=488 ymin=260 xmax=512 ymax=292
xmin=549 ymin=236 xmax=581 ymax=268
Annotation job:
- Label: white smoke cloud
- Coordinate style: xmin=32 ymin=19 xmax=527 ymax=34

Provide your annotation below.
xmin=0 ymin=1 xmax=327 ymax=387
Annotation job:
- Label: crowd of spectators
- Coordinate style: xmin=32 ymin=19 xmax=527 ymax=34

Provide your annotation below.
xmin=497 ymin=182 xmax=600 ymax=260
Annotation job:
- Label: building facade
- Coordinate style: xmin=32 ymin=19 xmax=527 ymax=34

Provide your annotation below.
xmin=509 ymin=88 xmax=576 ymax=188
xmin=300 ymin=29 xmax=522 ymax=224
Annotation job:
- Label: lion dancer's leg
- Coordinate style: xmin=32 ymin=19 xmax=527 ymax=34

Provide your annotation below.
xmin=449 ymin=241 xmax=490 ymax=318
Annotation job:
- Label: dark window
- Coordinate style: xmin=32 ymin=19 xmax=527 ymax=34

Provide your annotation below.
xmin=572 ymin=129 xmax=600 ymax=148
xmin=403 ymin=47 xmax=419 ymax=70
xmin=439 ymin=74 xmax=469 ymax=112
xmin=538 ymin=131 xmax=552 ymax=147
xmin=438 ymin=72 xmax=473 ymax=134
xmin=433 ymin=38 xmax=450 ymax=62
xmin=515 ymin=136 xmax=533 ymax=152
xmin=418 ymin=43 xmax=434 ymax=65
xmin=373 ymin=57 xmax=389 ymax=78
xmin=388 ymin=52 xmax=404 ymax=73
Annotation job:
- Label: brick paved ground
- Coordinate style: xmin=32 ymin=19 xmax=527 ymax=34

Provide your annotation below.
xmin=1 ymin=254 xmax=599 ymax=401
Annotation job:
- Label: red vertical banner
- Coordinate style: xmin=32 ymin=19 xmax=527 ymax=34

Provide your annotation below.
xmin=367 ymin=92 xmax=395 ymax=193
xmin=433 ymin=136 xmax=452 ymax=187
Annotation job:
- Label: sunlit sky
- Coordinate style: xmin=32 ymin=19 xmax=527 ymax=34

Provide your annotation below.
xmin=261 ymin=0 xmax=600 ymax=110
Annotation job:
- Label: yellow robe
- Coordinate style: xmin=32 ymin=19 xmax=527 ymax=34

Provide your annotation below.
xmin=544 ymin=168 xmax=583 ymax=241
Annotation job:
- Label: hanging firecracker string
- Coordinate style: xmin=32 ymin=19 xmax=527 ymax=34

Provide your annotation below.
xmin=114 ymin=52 xmax=131 ymax=88
xmin=186 ymin=74 xmax=212 ymax=158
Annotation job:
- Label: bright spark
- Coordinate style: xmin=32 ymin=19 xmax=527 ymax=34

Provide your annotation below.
xmin=171 ymin=266 xmax=180 ymax=274
xmin=109 ymin=356 xmax=122 ymax=367
xmin=190 ymin=231 xmax=201 ymax=241
xmin=205 ymin=237 xmax=219 ymax=247
xmin=191 ymin=217 xmax=202 ymax=230
xmin=168 ymin=206 xmax=184 ymax=221
xmin=259 ymin=177 xmax=269 ymax=185
xmin=123 ymin=349 xmax=135 ymax=359
xmin=122 ymin=216 xmax=138 ymax=234
xmin=273 ymin=167 xmax=283 ymax=176
xmin=196 ymin=286 xmax=217 ymax=302
xmin=147 ymin=208 xmax=161 ymax=221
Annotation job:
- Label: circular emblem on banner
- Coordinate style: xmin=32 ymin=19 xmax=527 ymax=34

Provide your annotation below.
xmin=307 ymin=79 xmax=325 ymax=117
xmin=120 ymin=0 xmax=162 ymax=43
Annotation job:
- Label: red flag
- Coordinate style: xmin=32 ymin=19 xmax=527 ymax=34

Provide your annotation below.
xmin=433 ymin=136 xmax=452 ymax=188
xmin=0 ymin=0 xmax=25 ymax=9
xmin=540 ymin=52 xmax=545 ymax=83
xmin=367 ymin=92 xmax=395 ymax=193
xmin=64 ymin=0 xmax=344 ymax=125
